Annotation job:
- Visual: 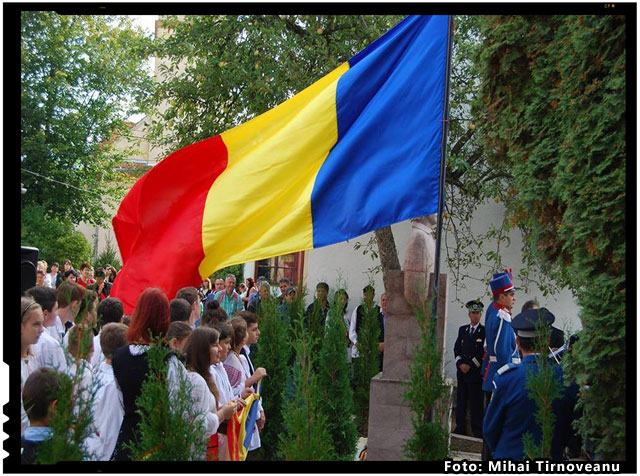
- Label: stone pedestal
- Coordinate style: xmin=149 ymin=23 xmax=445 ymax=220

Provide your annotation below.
xmin=366 ymin=270 xmax=448 ymax=460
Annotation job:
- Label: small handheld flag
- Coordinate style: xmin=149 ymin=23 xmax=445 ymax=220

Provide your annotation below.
xmin=227 ymin=388 xmax=262 ymax=461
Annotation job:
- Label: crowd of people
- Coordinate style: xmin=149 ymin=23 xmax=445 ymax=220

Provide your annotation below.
xmin=20 ymin=262 xmax=388 ymax=463
xmin=24 ymin=260 xmax=579 ymax=462
xmin=35 ymin=259 xmax=117 ymax=298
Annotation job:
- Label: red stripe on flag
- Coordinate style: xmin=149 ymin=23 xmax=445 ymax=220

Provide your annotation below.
xmin=111 ymin=136 xmax=228 ymax=314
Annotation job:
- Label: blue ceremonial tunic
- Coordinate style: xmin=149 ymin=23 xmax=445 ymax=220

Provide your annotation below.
xmin=482 ymin=354 xmax=578 ymax=460
xmin=481 ymin=302 xmax=517 ymax=392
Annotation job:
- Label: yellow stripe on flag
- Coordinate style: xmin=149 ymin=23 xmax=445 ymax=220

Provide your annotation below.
xmin=199 ymin=62 xmax=350 ymax=277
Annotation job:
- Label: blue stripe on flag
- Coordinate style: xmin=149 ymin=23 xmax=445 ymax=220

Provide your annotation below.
xmin=311 ymin=15 xmax=448 ymax=248
xmin=243 ymin=399 xmax=261 ymax=450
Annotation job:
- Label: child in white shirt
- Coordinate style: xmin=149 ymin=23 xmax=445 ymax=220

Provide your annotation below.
xmin=90 ymin=323 xmax=128 ymax=461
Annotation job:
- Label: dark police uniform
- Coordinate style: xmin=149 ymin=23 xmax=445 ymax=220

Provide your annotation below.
xmin=482 ymin=308 xmax=578 ymax=460
xmin=453 ymin=300 xmax=486 ymax=437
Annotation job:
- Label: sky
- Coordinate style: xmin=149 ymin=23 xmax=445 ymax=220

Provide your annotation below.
xmin=130 ymin=15 xmax=158 ymax=36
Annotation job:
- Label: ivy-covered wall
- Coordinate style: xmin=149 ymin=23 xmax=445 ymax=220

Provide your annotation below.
xmin=477 ymin=15 xmax=626 ymax=460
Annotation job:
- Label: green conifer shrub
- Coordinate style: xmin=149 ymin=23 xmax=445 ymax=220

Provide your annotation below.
xmin=522 ymin=315 xmax=561 ymax=460
xmin=403 ymin=301 xmax=449 ymax=461
xmin=277 ymin=309 xmax=334 ymax=461
xmin=36 ymin=293 xmax=99 ymax=462
xmin=351 ymin=297 xmax=381 ymax=436
xmin=94 ymin=236 xmax=122 ymax=270
xmin=34 ymin=368 xmax=96 ymax=462
xmin=280 ymin=285 xmax=307 ymax=411
xmin=249 ymin=291 xmax=292 ymax=461
xmin=304 ymin=296 xmax=327 ymax=372
xmin=123 ymin=340 xmax=207 ymax=461
xmin=317 ymin=291 xmax=358 ymax=460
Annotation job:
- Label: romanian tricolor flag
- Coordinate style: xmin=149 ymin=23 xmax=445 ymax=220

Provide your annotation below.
xmin=111 ymin=15 xmax=451 ymax=313
xmin=226 ymin=391 xmax=262 ymax=461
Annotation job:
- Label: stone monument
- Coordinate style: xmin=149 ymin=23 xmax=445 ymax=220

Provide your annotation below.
xmin=366 ymin=214 xmax=449 ymax=460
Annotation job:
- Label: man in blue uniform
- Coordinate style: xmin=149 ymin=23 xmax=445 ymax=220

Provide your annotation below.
xmin=480 ymin=270 xmax=518 ymax=460
xmin=483 ymin=308 xmax=578 ymax=460
xmin=453 ymin=299 xmax=486 ymax=438
xmin=482 ymin=270 xmax=518 ymax=395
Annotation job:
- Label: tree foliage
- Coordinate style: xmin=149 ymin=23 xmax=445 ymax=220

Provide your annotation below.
xmin=250 ymin=292 xmax=292 ymax=461
xmin=124 ymin=342 xmax=207 ymax=461
xmin=94 ymin=235 xmax=122 ymax=270
xmin=208 ymin=264 xmax=244 ymax=285
xmin=277 ymin=308 xmax=334 ymax=461
xmin=21 ymin=12 xmax=154 ymax=226
xmin=317 ymin=291 xmax=358 ymax=460
xmin=21 ymin=204 xmax=93 ymax=266
xmin=477 ymin=15 xmax=626 ymax=460
xmin=351 ymin=298 xmax=381 ymax=436
xmin=150 ymin=15 xmax=405 ymax=149
xmin=435 ymin=15 xmax=519 ymax=297
xmin=52 ymin=233 xmax=93 ymax=271
xmin=403 ymin=300 xmax=449 ymax=461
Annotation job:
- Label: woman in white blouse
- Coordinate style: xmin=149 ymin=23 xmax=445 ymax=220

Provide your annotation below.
xmin=223 ymin=317 xmax=249 ymax=396
xmin=183 ymin=326 xmax=238 ymax=460
xmin=21 ymin=297 xmax=44 ymax=435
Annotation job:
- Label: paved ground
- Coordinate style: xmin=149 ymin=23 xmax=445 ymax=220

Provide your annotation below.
xmin=451 ymin=450 xmax=482 ymax=461
xmin=450 ymin=433 xmax=482 ymax=460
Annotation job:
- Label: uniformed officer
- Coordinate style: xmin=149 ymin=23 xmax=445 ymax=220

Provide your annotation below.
xmin=453 ymin=299 xmax=486 ymax=437
xmin=480 ymin=270 xmax=519 ymax=460
xmin=481 ymin=270 xmax=519 ymax=395
xmin=483 ymin=308 xmax=578 ymax=460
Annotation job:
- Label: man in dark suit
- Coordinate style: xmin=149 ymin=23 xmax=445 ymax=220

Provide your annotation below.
xmin=453 ymin=299 xmax=486 ymax=438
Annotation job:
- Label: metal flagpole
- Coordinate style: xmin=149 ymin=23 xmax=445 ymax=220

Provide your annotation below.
xmin=432 ymin=15 xmax=454 ymax=326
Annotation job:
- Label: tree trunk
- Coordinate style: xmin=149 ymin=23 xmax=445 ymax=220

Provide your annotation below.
xmin=374 ymin=226 xmax=401 ymax=292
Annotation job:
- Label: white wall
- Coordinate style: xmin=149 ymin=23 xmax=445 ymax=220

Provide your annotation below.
xmin=304 ymin=200 xmax=581 ymax=380
xmin=75 ymin=222 xmax=120 ymax=263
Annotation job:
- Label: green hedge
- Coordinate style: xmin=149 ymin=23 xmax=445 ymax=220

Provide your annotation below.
xmin=477 ymin=15 xmax=626 ymax=460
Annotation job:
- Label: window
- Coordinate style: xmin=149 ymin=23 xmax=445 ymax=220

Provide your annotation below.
xmin=255 ymin=251 xmax=305 ymax=285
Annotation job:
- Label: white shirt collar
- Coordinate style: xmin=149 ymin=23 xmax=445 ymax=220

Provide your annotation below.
xmin=129 ymin=344 xmax=150 ymax=355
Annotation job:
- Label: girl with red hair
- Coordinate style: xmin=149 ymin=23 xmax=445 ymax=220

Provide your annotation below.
xmin=125 ymin=287 xmax=170 ymax=344
xmin=106 ymin=288 xmax=187 ymax=461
